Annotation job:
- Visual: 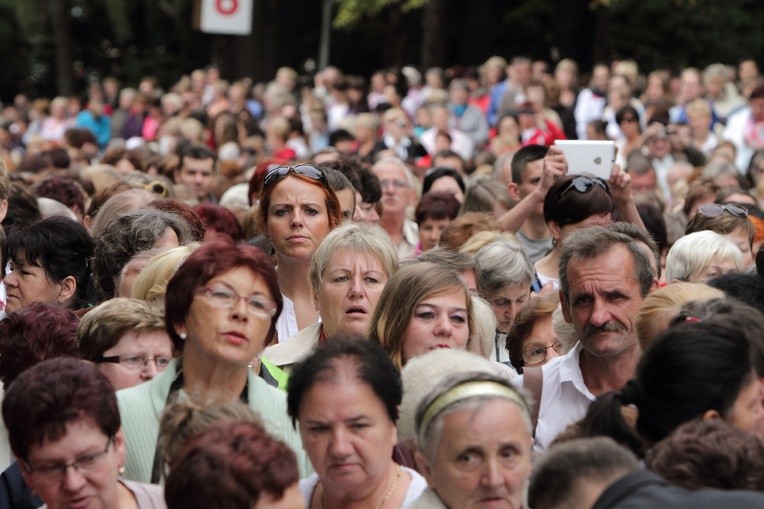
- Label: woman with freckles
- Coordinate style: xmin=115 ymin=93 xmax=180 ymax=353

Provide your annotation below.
xmin=256 ymin=164 xmax=343 ymax=342
xmin=369 ymin=262 xmax=479 ymax=370
xmin=263 ymin=222 xmax=398 ymax=372
xmin=412 ymin=372 xmax=534 ymax=509
xmin=287 ymin=339 xmax=427 ymax=509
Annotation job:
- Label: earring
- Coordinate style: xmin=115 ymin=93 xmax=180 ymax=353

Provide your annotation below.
xmin=119 ymin=466 xmax=125 ymax=475
xmin=179 ymin=332 xmax=187 ymax=340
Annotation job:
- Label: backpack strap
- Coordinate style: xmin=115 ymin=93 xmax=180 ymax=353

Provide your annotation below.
xmin=522 ymin=366 xmax=544 ymax=438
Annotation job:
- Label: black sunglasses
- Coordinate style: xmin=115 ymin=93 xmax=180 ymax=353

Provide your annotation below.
xmin=262 ymin=164 xmax=328 ymax=188
xmin=697 ymin=203 xmax=749 ymax=218
xmin=557 ymin=176 xmax=610 ymax=202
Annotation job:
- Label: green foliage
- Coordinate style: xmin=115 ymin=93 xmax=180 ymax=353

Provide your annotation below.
xmin=603 ymin=0 xmax=764 ymax=70
xmin=334 ymin=0 xmax=426 ymax=29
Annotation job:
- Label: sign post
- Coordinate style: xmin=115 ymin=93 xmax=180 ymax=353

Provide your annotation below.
xmin=199 ymin=0 xmax=253 ymax=35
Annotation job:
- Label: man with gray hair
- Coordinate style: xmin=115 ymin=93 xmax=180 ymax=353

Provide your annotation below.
xmin=514 ymin=225 xmax=658 ymax=451
xmin=372 ymin=157 xmax=419 ymax=259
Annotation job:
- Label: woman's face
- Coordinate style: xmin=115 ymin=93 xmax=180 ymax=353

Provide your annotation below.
xmin=520 ymin=315 xmax=560 ymax=367
xmin=98 ymin=330 xmax=175 ymax=391
xmin=402 ymin=287 xmax=469 ymax=364
xmin=724 ymin=228 xmax=753 ymax=270
xmin=726 ymin=373 xmax=764 ymax=437
xmin=421 ymin=399 xmax=533 ymax=509
xmin=419 ymin=218 xmax=450 ymax=252
xmin=21 ymin=419 xmax=125 ymax=509
xmin=298 ymin=377 xmax=397 ymax=499
xmin=4 ymin=251 xmax=68 ymax=314
xmin=178 ymin=266 xmax=275 ymax=367
xmin=266 ymin=176 xmax=332 ymax=262
xmin=316 ymin=250 xmax=388 ymax=338
xmin=687 ymin=255 xmax=740 ymax=283
xmin=486 ymin=284 xmax=530 ymax=334
xmin=429 ymin=176 xmax=464 ymax=203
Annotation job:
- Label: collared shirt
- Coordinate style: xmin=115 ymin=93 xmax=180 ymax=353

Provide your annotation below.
xmin=513 ymin=341 xmax=594 ymax=452
xmin=398 ymin=219 xmax=420 ymax=260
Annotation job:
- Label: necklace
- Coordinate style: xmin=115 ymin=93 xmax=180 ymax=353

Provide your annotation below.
xmin=319 ymin=465 xmax=402 ymax=509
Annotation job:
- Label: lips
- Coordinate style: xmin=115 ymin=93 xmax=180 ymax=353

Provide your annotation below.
xmin=429 ymin=344 xmax=452 ymax=351
xmin=64 ymin=495 xmax=93 ymax=509
xmin=345 ymin=306 xmax=367 ymax=315
xmin=222 ymin=331 xmax=247 ymax=345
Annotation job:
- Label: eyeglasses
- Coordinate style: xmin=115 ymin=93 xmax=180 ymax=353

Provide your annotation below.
xmin=697 ymin=203 xmax=749 ymax=218
xmin=262 ymin=164 xmax=327 ymax=188
xmin=196 ymin=283 xmax=277 ymax=318
xmin=557 ymin=176 xmax=609 ymax=202
xmin=23 ymin=436 xmax=114 ymax=483
xmin=522 ymin=341 xmax=562 ymax=366
xmin=379 ymin=179 xmax=409 ymax=190
xmin=97 ymin=355 xmax=173 ymax=371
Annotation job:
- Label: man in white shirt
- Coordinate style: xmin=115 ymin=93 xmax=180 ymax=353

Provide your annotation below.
xmin=516 ymin=225 xmax=658 ymax=451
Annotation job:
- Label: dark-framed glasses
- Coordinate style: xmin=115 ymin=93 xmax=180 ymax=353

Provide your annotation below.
xmin=96 ymin=355 xmax=173 ymax=371
xmin=557 ymin=176 xmax=610 ymax=202
xmin=522 ymin=341 xmax=562 ymax=367
xmin=697 ymin=203 xmax=749 ymax=218
xmin=195 ymin=283 xmax=277 ymax=318
xmin=262 ymin=164 xmax=328 ymax=188
xmin=23 ymin=436 xmax=114 ymax=483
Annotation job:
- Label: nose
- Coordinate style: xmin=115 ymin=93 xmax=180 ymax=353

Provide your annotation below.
xmin=481 ymin=458 xmax=504 ymax=489
xmin=433 ymin=313 xmax=453 ymax=337
xmin=348 ymin=276 xmax=363 ymax=298
xmin=141 ymin=360 xmax=159 ymax=380
xmin=3 ymin=270 xmax=17 ymax=287
xmin=290 ymin=209 xmax=304 ymax=227
xmin=230 ymin=296 xmax=250 ymax=321
xmin=588 ymin=297 xmax=611 ymax=327
xmin=61 ymin=465 xmax=87 ymax=493
xmin=328 ymin=428 xmax=353 ymax=458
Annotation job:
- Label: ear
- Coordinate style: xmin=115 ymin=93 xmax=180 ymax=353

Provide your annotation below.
xmin=559 ymin=289 xmax=572 ymax=324
xmin=547 ymin=220 xmax=561 ymax=242
xmin=58 ymin=275 xmax=77 ymax=305
xmin=0 ymin=198 xmax=8 ymax=223
xmin=114 ymin=428 xmax=126 ymax=467
xmin=173 ymin=322 xmax=186 ymax=340
xmin=649 ymin=278 xmax=660 ymax=292
xmin=702 ymin=409 xmax=721 ymax=421
xmin=173 ymin=168 xmax=181 ymax=184
xmin=313 ymin=288 xmax=321 ymax=312
xmin=507 ymin=182 xmax=521 ymax=201
xmin=18 ymin=460 xmax=36 ymax=494
xmin=414 ymin=448 xmax=435 ymax=485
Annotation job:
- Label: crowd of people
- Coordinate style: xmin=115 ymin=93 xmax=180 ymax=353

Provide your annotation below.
xmin=0 ymin=54 xmax=762 ymax=508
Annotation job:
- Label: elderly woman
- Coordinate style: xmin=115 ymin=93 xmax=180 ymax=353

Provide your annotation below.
xmin=93 ymin=208 xmax=194 ymax=301
xmin=256 ymin=164 xmax=343 ymax=342
xmin=262 ymin=223 xmax=397 ymax=371
xmin=506 ymin=294 xmax=561 ymax=373
xmin=369 ymin=262 xmax=476 ymax=370
xmin=3 ymin=216 xmax=95 ymax=314
xmin=116 ymin=240 xmax=310 ymax=483
xmin=130 ymin=244 xmax=200 ymax=304
xmin=77 ymin=298 xmax=175 ymax=391
xmin=412 ymin=372 xmax=533 ymax=508
xmin=685 ymin=202 xmax=755 ymax=270
xmin=475 ymin=240 xmax=536 ymax=364
xmin=165 ymin=421 xmax=304 ymax=509
xmin=664 ymin=230 xmax=744 ymax=283
xmin=287 ymin=339 xmax=427 ymax=508
xmin=2 ymin=358 xmax=165 ymax=509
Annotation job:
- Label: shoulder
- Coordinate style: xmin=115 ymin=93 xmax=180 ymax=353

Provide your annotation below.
xmin=121 ymin=479 xmax=167 ymax=509
xmin=262 ymin=323 xmax=321 ymax=368
xmin=402 ymin=467 xmax=428 ymax=507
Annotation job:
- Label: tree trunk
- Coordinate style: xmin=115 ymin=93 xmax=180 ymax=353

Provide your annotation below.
xmin=47 ymin=0 xmax=74 ymax=95
xmin=421 ymin=0 xmax=446 ymax=68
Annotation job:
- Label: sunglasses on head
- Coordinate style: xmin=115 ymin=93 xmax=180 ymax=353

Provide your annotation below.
xmin=697 ymin=203 xmax=749 ymax=218
xmin=557 ymin=175 xmax=610 ymax=202
xmin=262 ymin=164 xmax=328 ymax=188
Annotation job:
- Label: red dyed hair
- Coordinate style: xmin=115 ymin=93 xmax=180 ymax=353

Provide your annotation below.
xmin=193 ymin=202 xmax=244 ymax=242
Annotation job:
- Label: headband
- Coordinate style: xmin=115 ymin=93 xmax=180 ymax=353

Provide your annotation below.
xmin=417 ymin=380 xmax=529 ymax=445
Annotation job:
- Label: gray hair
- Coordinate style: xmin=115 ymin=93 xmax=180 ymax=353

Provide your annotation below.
xmin=475 ymin=240 xmax=534 ymax=296
xmin=665 ymin=230 xmax=743 ymax=282
xmin=559 ymin=226 xmax=655 ymax=302
xmin=310 ymin=223 xmax=398 ymax=292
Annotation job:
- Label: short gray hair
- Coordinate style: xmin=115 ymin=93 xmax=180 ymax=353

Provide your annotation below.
xmin=475 ymin=240 xmax=534 ymax=296
xmin=559 ymin=226 xmax=655 ymax=302
xmin=664 ymin=230 xmax=743 ymax=282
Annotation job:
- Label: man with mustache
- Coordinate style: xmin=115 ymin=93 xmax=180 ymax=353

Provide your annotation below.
xmin=515 ymin=225 xmax=658 ymax=451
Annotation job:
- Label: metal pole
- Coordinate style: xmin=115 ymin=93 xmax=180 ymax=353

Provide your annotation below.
xmin=318 ymin=0 xmax=332 ymax=69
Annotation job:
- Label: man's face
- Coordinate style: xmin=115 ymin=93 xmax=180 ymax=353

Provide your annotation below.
xmin=175 ymin=156 xmax=215 ymax=200
xmin=373 ymin=162 xmax=413 ymax=217
xmin=561 ymin=245 xmax=647 ymax=358
xmin=510 ymin=159 xmax=544 ymax=215
xmin=630 ymin=171 xmax=657 ymax=195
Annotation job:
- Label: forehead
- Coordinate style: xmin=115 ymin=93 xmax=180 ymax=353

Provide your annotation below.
xmin=419 ymin=287 xmax=467 ymax=307
xmin=374 ymin=163 xmax=407 ymax=181
xmin=566 ymin=245 xmax=637 ymax=290
xmin=522 ymin=159 xmax=543 ymax=182
xmin=182 ymin=156 xmax=214 ymax=171
xmin=438 ymin=398 xmax=530 ymax=446
xmin=269 ymin=176 xmax=326 ymax=202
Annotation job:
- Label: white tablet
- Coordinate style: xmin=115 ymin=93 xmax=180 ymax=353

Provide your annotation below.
xmin=554 ymin=140 xmax=615 ymax=180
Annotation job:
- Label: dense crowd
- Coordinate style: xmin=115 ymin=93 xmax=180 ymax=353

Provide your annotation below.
xmin=0 ymin=54 xmax=762 ymax=509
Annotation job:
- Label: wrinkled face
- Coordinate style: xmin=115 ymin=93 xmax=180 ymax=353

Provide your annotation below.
xmin=97 ymin=330 xmax=174 ymax=391
xmin=419 ymin=218 xmax=451 ymax=252
xmin=561 ymin=245 xmax=646 ymax=358
xmin=21 ymin=419 xmax=125 ymax=509
xmin=178 ymin=267 xmax=275 ymax=367
xmin=686 ymin=254 xmax=740 ymax=283
xmin=298 ymin=377 xmax=397 ymax=499
xmin=266 ymin=176 xmax=332 ymax=262
xmin=4 ymin=250 xmax=65 ymax=314
xmin=374 ymin=163 xmax=414 ymax=217
xmin=520 ymin=315 xmax=560 ymax=367
xmin=316 ymin=250 xmax=388 ymax=338
xmin=727 ymin=373 xmax=764 ymax=438
xmin=486 ymin=284 xmax=530 ymax=334
xmin=402 ymin=287 xmax=470 ymax=364
xmin=422 ymin=400 xmax=533 ymax=509
xmin=175 ymin=156 xmax=215 ymax=200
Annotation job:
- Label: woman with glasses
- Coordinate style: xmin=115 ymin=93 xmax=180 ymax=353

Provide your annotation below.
xmin=3 ymin=358 xmax=166 ymax=509
xmin=255 ymin=164 xmax=343 ymax=342
xmin=685 ymin=202 xmax=755 ymax=269
xmin=116 ymin=240 xmax=311 ymax=483
xmin=506 ymin=294 xmax=562 ymax=373
xmin=77 ymin=298 xmax=176 ymax=391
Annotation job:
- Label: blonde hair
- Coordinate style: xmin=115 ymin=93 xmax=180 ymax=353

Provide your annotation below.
xmin=636 ymin=282 xmax=725 ymax=349
xmin=132 ymin=243 xmax=201 ymax=303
